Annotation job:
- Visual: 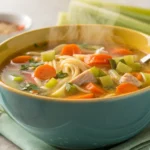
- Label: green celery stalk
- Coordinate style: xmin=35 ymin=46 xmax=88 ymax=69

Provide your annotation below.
xmin=57 ymin=12 xmax=70 ymax=25
xmin=74 ymin=0 xmax=150 ymax=23
xmin=69 ymin=1 xmax=150 ymax=34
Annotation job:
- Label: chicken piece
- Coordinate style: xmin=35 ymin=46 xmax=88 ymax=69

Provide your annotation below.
xmin=119 ymin=73 xmax=142 ymax=87
xmin=71 ymin=69 xmax=97 ymax=86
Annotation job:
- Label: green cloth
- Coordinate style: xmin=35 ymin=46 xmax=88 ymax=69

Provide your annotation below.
xmin=0 ymin=113 xmax=57 ymax=150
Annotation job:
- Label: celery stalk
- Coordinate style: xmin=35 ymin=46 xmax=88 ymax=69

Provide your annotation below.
xmin=45 ymin=78 xmax=57 ymax=88
xmin=140 ymin=72 xmax=150 ymax=86
xmin=75 ymin=0 xmax=150 ymax=23
xmin=41 ymin=50 xmax=55 ymax=62
xmin=90 ymin=66 xmax=106 ymax=77
xmin=69 ymin=1 xmax=150 ymax=34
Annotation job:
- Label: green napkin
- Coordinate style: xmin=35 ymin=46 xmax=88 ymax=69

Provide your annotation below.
xmin=0 ymin=112 xmax=57 ymax=150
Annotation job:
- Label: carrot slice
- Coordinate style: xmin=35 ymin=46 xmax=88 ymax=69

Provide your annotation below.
xmin=34 ymin=64 xmax=56 ymax=80
xmin=84 ymin=54 xmax=112 ymax=66
xmin=116 ymin=83 xmax=139 ymax=95
xmin=12 ymin=55 xmax=32 ymax=63
xmin=67 ymin=93 xmax=94 ymax=99
xmin=85 ymin=82 xmax=105 ymax=95
xmin=61 ymin=44 xmax=82 ymax=56
xmin=112 ymin=48 xmax=133 ymax=55
xmin=132 ymin=72 xmax=143 ymax=81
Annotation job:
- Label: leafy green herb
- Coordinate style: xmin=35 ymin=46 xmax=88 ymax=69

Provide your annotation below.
xmin=29 ymin=58 xmax=35 ymax=63
xmin=79 ymin=44 xmax=100 ymax=50
xmin=56 ymin=71 xmax=68 ymax=79
xmin=20 ymin=64 xmax=29 ymax=70
xmin=21 ymin=83 xmax=39 ymax=91
xmin=65 ymin=83 xmax=78 ymax=95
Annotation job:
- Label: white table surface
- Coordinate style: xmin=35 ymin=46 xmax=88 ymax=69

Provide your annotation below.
xmin=0 ymin=0 xmax=149 ymax=149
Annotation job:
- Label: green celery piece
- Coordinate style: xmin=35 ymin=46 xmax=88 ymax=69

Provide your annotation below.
xmin=108 ymin=69 xmax=121 ymax=84
xmin=116 ymin=62 xmax=132 ymax=73
xmin=113 ymin=57 xmax=124 ymax=64
xmin=124 ymin=55 xmax=135 ymax=65
xmin=74 ymin=0 xmax=150 ymax=23
xmin=65 ymin=83 xmax=78 ymax=95
xmin=45 ymin=78 xmax=58 ymax=88
xmin=57 ymin=12 xmax=70 ymax=25
xmin=41 ymin=50 xmax=55 ymax=62
xmin=13 ymin=76 xmax=24 ymax=82
xmin=90 ymin=66 xmax=106 ymax=77
xmin=140 ymin=72 xmax=150 ymax=86
xmin=109 ymin=59 xmax=117 ymax=69
xmin=130 ymin=63 xmax=142 ymax=71
xmin=69 ymin=1 xmax=150 ymax=34
xmin=99 ymin=75 xmax=114 ymax=88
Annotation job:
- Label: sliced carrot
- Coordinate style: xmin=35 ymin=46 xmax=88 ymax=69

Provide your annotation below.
xmin=85 ymin=82 xmax=105 ymax=95
xmin=112 ymin=48 xmax=133 ymax=56
xmin=116 ymin=83 xmax=139 ymax=95
xmin=132 ymin=72 xmax=143 ymax=81
xmin=34 ymin=64 xmax=56 ymax=80
xmin=17 ymin=25 xmax=25 ymax=31
xmin=12 ymin=55 xmax=32 ymax=63
xmin=84 ymin=54 xmax=112 ymax=66
xmin=67 ymin=93 xmax=94 ymax=99
xmin=61 ymin=44 xmax=82 ymax=56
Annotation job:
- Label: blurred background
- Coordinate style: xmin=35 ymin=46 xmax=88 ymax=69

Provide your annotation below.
xmin=0 ymin=0 xmax=149 ymax=30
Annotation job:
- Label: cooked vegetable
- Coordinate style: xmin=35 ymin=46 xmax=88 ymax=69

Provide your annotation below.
xmin=12 ymin=55 xmax=32 ymax=63
xmin=116 ymin=83 xmax=139 ymax=95
xmin=124 ymin=55 xmax=135 ymax=65
xmin=116 ymin=62 xmax=132 ymax=73
xmin=140 ymin=72 xmax=150 ymax=86
xmin=99 ymin=75 xmax=114 ymax=88
xmin=61 ymin=44 xmax=82 ymax=56
xmin=56 ymin=71 xmax=69 ymax=79
xmin=109 ymin=59 xmax=116 ymax=69
xmin=90 ymin=66 xmax=106 ymax=77
xmin=67 ymin=93 xmax=94 ymax=99
xmin=132 ymin=72 xmax=143 ymax=81
xmin=34 ymin=64 xmax=56 ymax=80
xmin=21 ymin=83 xmax=39 ymax=91
xmin=85 ymin=82 xmax=105 ymax=95
xmin=108 ymin=69 xmax=121 ymax=84
xmin=41 ymin=50 xmax=55 ymax=62
xmin=45 ymin=78 xmax=58 ymax=88
xmin=112 ymin=48 xmax=133 ymax=56
xmin=84 ymin=54 xmax=112 ymax=66
xmin=66 ymin=83 xmax=78 ymax=95
xmin=130 ymin=63 xmax=142 ymax=71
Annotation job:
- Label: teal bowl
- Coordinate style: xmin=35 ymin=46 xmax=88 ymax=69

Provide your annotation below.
xmin=0 ymin=25 xmax=150 ymax=149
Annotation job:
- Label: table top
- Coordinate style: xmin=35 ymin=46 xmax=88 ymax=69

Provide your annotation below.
xmin=0 ymin=0 xmax=149 ymax=149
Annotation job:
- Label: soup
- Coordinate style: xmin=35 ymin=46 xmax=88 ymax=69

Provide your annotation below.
xmin=1 ymin=43 xmax=150 ymax=99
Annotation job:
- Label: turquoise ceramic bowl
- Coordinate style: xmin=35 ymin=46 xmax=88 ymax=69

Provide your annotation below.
xmin=0 ymin=25 xmax=150 ymax=149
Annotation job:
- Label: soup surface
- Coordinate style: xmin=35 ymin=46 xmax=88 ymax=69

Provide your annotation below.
xmin=1 ymin=43 xmax=150 ymax=99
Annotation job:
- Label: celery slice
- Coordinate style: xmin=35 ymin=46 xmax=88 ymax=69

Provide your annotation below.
xmin=124 ymin=55 xmax=135 ymax=65
xmin=45 ymin=78 xmax=58 ymax=88
xmin=116 ymin=62 xmax=132 ymax=73
xmin=90 ymin=66 xmax=106 ymax=77
xmin=41 ymin=50 xmax=55 ymax=62
xmin=113 ymin=57 xmax=124 ymax=64
xmin=99 ymin=75 xmax=114 ymax=88
xmin=13 ymin=76 xmax=24 ymax=82
xmin=109 ymin=59 xmax=116 ymax=69
xmin=140 ymin=72 xmax=150 ymax=86
xmin=66 ymin=83 xmax=78 ymax=95
xmin=108 ymin=69 xmax=121 ymax=84
xmin=130 ymin=63 xmax=142 ymax=71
